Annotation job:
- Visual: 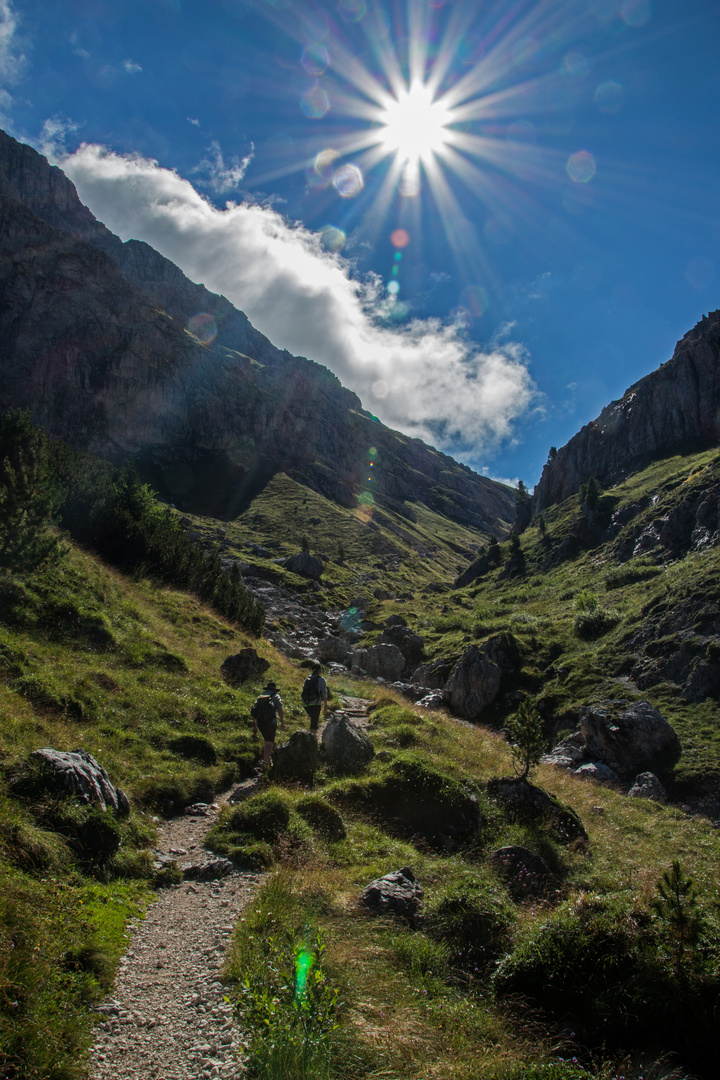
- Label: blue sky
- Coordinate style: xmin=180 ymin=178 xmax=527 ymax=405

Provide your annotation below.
xmin=1 ymin=0 xmax=718 ymax=488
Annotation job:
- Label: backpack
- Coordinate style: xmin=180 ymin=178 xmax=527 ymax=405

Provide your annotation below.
xmin=251 ymin=695 xmax=276 ymax=724
xmin=301 ymin=673 xmax=322 ymax=707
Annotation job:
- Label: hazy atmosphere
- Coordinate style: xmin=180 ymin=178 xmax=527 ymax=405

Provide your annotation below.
xmin=3 ymin=0 xmax=718 ymax=484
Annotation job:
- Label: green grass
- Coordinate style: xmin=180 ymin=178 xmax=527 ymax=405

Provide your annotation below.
xmin=4 ymin=445 xmax=720 ymax=1079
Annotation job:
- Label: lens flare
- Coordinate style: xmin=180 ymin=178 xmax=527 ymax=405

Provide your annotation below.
xmin=320 ymin=225 xmax=346 ymax=251
xmin=302 ymin=42 xmax=329 ymax=76
xmin=187 ymin=312 xmax=218 ymax=344
xmin=315 ymin=148 xmax=339 ymax=178
xmin=301 ymin=84 xmax=330 ymax=118
xmin=566 ymin=150 xmax=596 ymax=183
xmin=594 ymin=81 xmax=624 ymax=113
xmin=333 ymin=162 xmax=364 ymax=197
xmin=294 ymin=945 xmax=314 ymax=1003
xmin=390 ymin=228 xmax=410 ymax=248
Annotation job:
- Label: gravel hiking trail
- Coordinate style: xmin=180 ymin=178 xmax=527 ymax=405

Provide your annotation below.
xmin=88 ymin=699 xmax=375 ymax=1080
xmin=89 ymin=782 xmax=263 ymax=1080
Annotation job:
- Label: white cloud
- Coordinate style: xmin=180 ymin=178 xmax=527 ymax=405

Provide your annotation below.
xmin=123 ymin=59 xmax=142 ymax=74
xmin=38 ymin=116 xmax=81 ymax=159
xmin=59 ymin=142 xmax=536 ymax=458
xmin=192 ymin=140 xmax=254 ymax=193
xmin=0 ymin=0 xmax=25 ymax=119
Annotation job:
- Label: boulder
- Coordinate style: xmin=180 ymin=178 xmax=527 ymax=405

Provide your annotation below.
xmin=488 ymin=845 xmax=556 ymax=898
xmin=316 ymin=636 xmax=353 ymax=664
xmin=411 ymin=657 xmax=453 ymax=690
xmin=442 ymin=645 xmax=501 ymax=719
xmin=273 ymin=730 xmax=319 ymax=783
xmin=361 ymin=867 xmax=423 ymax=924
xmin=220 ymin=648 xmax=269 ymax=686
xmin=628 ymin=771 xmax=667 ymax=803
xmin=284 ymin=552 xmax=324 ymax=580
xmin=488 ymin=777 xmax=587 ymax=844
xmin=351 ymin=643 xmax=405 ymax=682
xmin=378 ymin=625 xmax=426 ymax=666
xmin=322 ymin=713 xmax=374 ymax=773
xmin=681 ymin=658 xmax=720 ymax=702
xmin=579 ymin=700 xmax=680 ymax=777
xmin=388 ymin=682 xmax=426 ymax=701
xmin=442 ymin=634 xmax=520 ymax=720
xmin=29 ymin=748 xmax=129 ymax=815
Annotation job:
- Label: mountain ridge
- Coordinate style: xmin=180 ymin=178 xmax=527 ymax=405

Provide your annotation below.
xmin=534 ymin=307 xmax=720 ymax=509
xmin=0 ymin=128 xmax=513 ymax=530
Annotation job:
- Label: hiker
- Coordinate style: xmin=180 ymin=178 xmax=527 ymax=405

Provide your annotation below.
xmin=251 ymin=681 xmax=284 ymax=766
xmin=301 ymin=662 xmax=328 ymax=737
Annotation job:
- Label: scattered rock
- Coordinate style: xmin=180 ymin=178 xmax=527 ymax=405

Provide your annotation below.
xmin=220 ymin=648 xmax=269 ymax=686
xmin=273 ymin=730 xmax=319 ymax=782
xmin=361 ymin=867 xmax=423 ymax=924
xmin=181 ymin=858 xmax=235 ymax=881
xmin=29 ymin=748 xmax=129 ymax=815
xmin=488 ymin=777 xmax=587 ymax=844
xmin=415 ymin=691 xmax=445 ymax=709
xmin=322 ymin=713 xmax=374 ymax=773
xmin=574 ymin=761 xmax=621 ymax=784
xmin=488 ymin=845 xmax=556 ymax=898
xmin=628 ymin=771 xmax=667 ymax=803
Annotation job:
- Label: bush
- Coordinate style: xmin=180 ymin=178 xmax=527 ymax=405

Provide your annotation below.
xmin=168 ymin=735 xmax=218 ymax=765
xmin=493 ymin=891 xmax=720 ymax=1065
xmin=427 ymin=878 xmax=515 ymax=973
xmin=296 ymin=796 xmax=346 ymax=841
xmin=573 ymin=607 xmax=620 ymax=640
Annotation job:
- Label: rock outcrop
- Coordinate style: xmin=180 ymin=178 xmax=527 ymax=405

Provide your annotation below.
xmin=0 ymin=128 xmax=515 ymax=530
xmin=29 ymin=748 xmax=129 ymax=815
xmin=442 ymin=634 xmax=520 ymax=720
xmin=534 ymin=309 xmax=720 ymax=510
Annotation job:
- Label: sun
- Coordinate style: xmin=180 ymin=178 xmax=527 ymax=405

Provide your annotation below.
xmin=378 ymin=82 xmax=453 ymax=164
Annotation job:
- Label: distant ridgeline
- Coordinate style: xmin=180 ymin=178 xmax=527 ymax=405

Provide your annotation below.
xmin=0 ymin=128 xmax=513 ymax=533
xmin=535 ymin=309 xmax=720 ymax=510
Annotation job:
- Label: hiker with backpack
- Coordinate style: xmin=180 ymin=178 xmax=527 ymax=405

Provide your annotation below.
xmin=301 ymin=662 xmax=328 ymax=737
xmin=251 ymin=681 xmax=284 ymax=766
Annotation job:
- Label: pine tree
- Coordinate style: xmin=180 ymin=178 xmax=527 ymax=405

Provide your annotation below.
xmin=0 ymin=409 xmax=65 ymax=572
xmin=506 ymin=698 xmax=546 ymax=780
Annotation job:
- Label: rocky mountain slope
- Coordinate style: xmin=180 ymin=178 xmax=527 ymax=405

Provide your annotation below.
xmin=0 ymin=128 xmax=513 ymax=530
xmin=534 ymin=308 xmax=720 ymax=509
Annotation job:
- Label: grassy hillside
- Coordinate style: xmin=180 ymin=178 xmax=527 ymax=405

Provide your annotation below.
xmin=3 ymin=445 xmax=720 ymax=1079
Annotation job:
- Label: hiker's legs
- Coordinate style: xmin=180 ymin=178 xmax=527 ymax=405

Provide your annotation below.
xmin=306 ymin=704 xmax=322 ymax=736
xmin=263 ymin=739 xmax=274 ymax=765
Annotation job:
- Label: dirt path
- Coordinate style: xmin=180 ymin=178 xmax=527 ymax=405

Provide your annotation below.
xmin=87 ymin=701 xmax=375 ymax=1080
xmin=89 ymin=788 xmax=263 ymax=1080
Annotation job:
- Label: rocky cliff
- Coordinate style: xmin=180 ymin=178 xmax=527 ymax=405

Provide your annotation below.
xmin=534 ymin=309 xmax=720 ymax=510
xmin=0 ymin=129 xmax=513 ymax=528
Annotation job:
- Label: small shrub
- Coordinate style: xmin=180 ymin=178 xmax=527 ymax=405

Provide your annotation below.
xmin=296 ymin=796 xmax=346 ymax=841
xmin=226 ymin=792 xmax=291 ymax=841
xmin=168 ymin=734 xmax=218 ymax=765
xmin=573 ymin=607 xmax=620 ymax=640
